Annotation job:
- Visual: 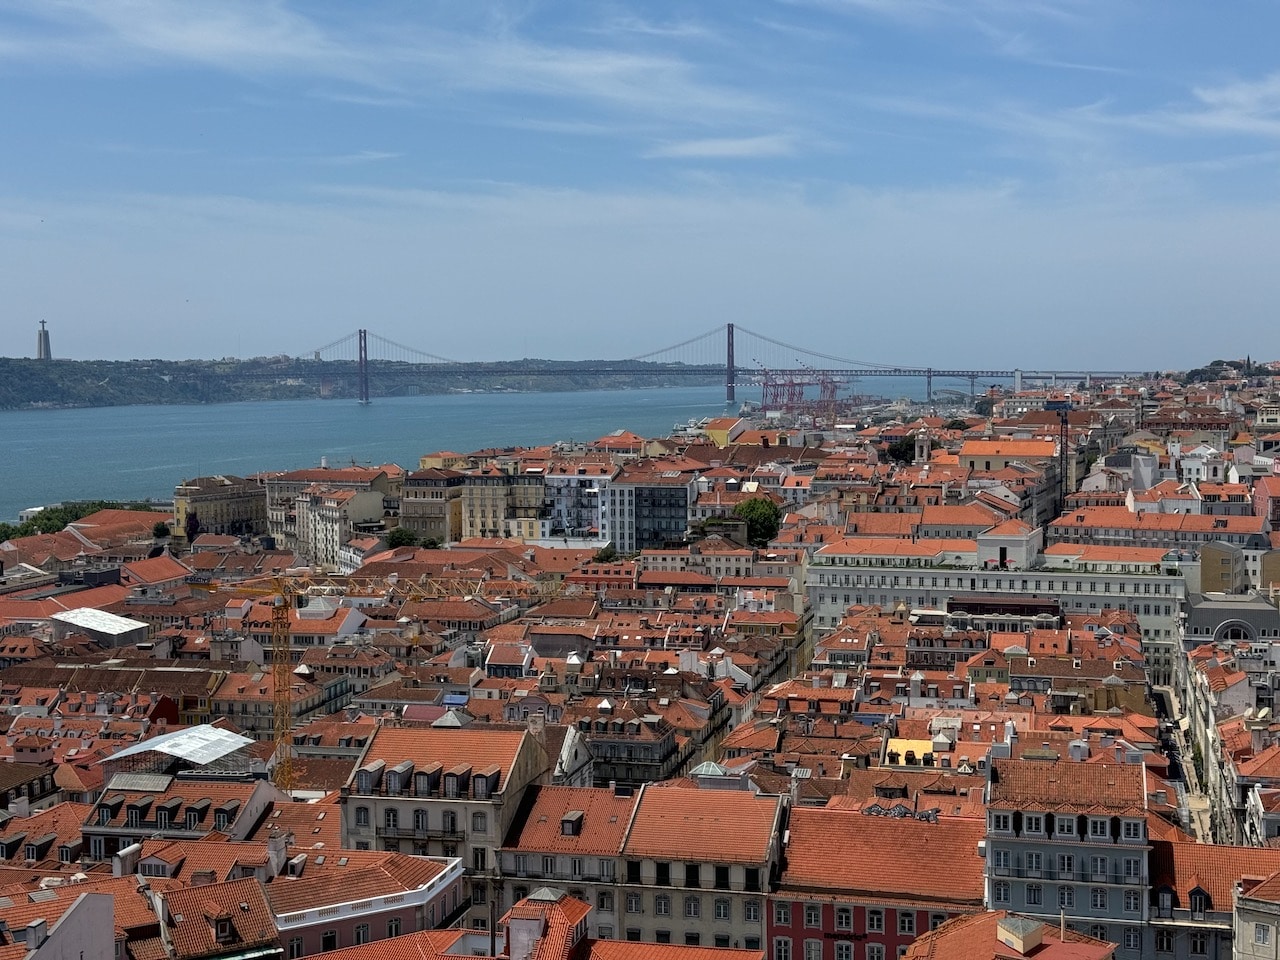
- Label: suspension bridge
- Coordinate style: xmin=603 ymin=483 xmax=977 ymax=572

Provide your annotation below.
xmin=305 ymin=325 xmax=1148 ymax=408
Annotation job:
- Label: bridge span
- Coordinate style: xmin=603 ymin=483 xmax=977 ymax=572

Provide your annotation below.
xmin=308 ymin=325 xmax=1150 ymax=405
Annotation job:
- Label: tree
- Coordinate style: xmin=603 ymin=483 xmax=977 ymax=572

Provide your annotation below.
xmin=885 ymin=435 xmax=918 ymax=464
xmin=593 ymin=544 xmax=619 ymax=563
xmin=184 ymin=509 xmax=201 ymax=543
xmin=974 ymin=397 xmax=994 ymax=417
xmin=732 ymin=497 xmax=782 ymax=547
xmin=386 ymin=527 xmax=418 ymax=549
xmin=152 ymin=521 xmax=171 ymax=539
xmin=944 ymin=418 xmax=969 ymax=431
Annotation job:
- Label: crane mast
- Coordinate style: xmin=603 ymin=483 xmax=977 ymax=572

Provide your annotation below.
xmin=271 ymin=584 xmax=295 ymax=792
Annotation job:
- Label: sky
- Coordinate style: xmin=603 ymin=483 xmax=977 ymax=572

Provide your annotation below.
xmin=2 ymin=1 xmax=1280 ymax=370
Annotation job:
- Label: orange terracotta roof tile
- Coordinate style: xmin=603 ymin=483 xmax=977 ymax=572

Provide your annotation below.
xmin=620 ymin=786 xmax=782 ymax=864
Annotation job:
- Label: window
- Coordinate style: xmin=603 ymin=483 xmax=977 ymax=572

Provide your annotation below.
xmin=715 ymin=899 xmax=730 ymax=921
xmin=776 ymin=902 xmax=792 ymax=926
xmin=1124 ymin=890 xmax=1140 ymax=913
xmin=867 ymin=909 xmax=884 ymax=932
xmin=473 ymin=848 xmax=487 ymax=872
xmin=836 ymin=907 xmax=852 ymax=930
xmin=414 ymin=809 xmax=429 ymax=831
xmin=930 ymin=914 xmax=946 ymax=931
xmin=1026 ymin=852 xmax=1041 ymax=875
xmin=1027 ymin=884 xmax=1042 ymax=906
xmin=867 ymin=947 xmax=884 ymax=960
xmin=715 ymin=864 xmax=731 ymax=889
xmin=1058 ymin=886 xmax=1074 ymax=909
xmin=655 ymin=895 xmax=670 ymax=916
xmin=773 ymin=938 xmax=792 ymax=960
xmin=1057 ymin=854 xmax=1074 ymax=878
xmin=746 ymin=900 xmax=761 ymax=923
xmin=626 ymin=861 xmax=641 ymax=884
xmin=1089 ymin=924 xmax=1107 ymax=941
xmin=1056 ymin=816 xmax=1076 ymax=836
xmin=1091 ymin=888 xmax=1107 ymax=910
xmin=685 ymin=933 xmax=701 ymax=947
xmin=1123 ymin=820 xmax=1143 ymax=840
xmin=836 ymin=944 xmax=852 ymax=960
xmin=597 ymin=891 xmax=614 ymax=912
xmin=472 ymin=812 xmax=487 ymax=833
xmin=385 ymin=808 xmax=398 ymax=830
xmin=1090 ymin=856 xmax=1108 ymax=878
xmin=1190 ymin=931 xmax=1207 ymax=956
xmin=1190 ymin=891 xmax=1208 ymax=917
xmin=1124 ymin=929 xmax=1141 ymax=951
xmin=805 ymin=904 xmax=821 ymax=928
xmin=571 ymin=858 xmax=583 ymax=879
xmin=992 ymin=812 xmax=1011 ymax=832
xmin=387 ymin=918 xmax=401 ymax=937
xmin=625 ymin=894 xmax=642 ymax=914
xmin=354 ymin=924 xmax=370 ymax=945
xmin=656 ymin=862 xmax=671 ymax=886
xmin=746 ymin=867 xmax=762 ymax=892
xmin=1123 ymin=858 xmax=1141 ymax=882
xmin=1257 ymin=924 xmax=1272 ymax=946
xmin=321 ymin=932 xmax=337 ymax=952
xmin=288 ymin=938 xmax=304 ymax=959
xmin=1024 ymin=814 xmax=1043 ymax=834
xmin=655 ymin=930 xmax=671 ymax=944
xmin=1089 ymin=818 xmax=1109 ymax=838
xmin=684 ymin=895 xmax=701 ymax=918
xmin=804 ymin=941 xmax=821 ymax=960
xmin=355 ymin=806 xmax=369 ymax=827
xmin=685 ymin=863 xmax=701 ymax=888
xmin=898 ymin=913 xmax=915 ymax=936
xmin=542 ymin=855 xmax=555 ymax=876
xmin=626 ymin=929 xmax=641 ymax=942
xmin=1156 ymin=930 xmax=1173 ymax=952
xmin=993 ymin=849 xmax=1010 ymax=872
xmin=598 ymin=925 xmax=613 ymax=940
xmin=716 ymin=935 xmax=731 ymax=949
xmin=993 ymin=881 xmax=1009 ymax=903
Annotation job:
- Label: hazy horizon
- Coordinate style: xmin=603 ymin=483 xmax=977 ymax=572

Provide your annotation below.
xmin=3 ymin=2 xmax=1279 ymax=370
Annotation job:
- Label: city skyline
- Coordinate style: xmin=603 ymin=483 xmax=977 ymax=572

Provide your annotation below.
xmin=2 ymin=2 xmax=1279 ymax=367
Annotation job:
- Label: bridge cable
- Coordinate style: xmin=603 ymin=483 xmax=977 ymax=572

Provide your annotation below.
xmin=365 ymin=332 xmax=459 ymax=365
xmin=625 ymin=326 xmax=725 ymax=363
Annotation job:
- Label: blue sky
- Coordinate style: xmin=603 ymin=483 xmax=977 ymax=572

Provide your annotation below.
xmin=3 ymin=1 xmax=1280 ymax=368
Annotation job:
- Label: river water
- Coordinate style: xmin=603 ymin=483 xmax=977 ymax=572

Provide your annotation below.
xmin=1 ymin=380 xmax=930 ymax=522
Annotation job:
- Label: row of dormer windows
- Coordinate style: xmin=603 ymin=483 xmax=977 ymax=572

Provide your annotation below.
xmin=989 ymin=811 xmax=1144 ymax=842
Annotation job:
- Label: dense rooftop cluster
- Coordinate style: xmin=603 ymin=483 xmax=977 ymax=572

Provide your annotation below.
xmin=6 ymin=370 xmax=1280 ymax=958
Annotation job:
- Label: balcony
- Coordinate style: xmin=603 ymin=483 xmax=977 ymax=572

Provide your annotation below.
xmin=377 ymin=826 xmax=465 ymax=841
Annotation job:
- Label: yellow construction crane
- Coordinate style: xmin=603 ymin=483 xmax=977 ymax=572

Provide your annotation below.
xmin=267 ymin=581 xmax=295 ymax=792
xmin=200 ymin=576 xmax=302 ymax=791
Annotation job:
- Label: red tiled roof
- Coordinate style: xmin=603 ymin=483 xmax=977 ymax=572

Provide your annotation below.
xmin=782 ymin=808 xmax=985 ymax=906
xmin=620 ymin=786 xmax=782 ymax=864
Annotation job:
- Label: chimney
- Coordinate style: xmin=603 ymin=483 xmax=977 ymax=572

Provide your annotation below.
xmin=25 ymin=919 xmax=48 ymax=949
xmin=113 ymin=842 xmax=142 ymax=878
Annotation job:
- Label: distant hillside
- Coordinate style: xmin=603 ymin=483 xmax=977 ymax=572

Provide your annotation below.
xmin=0 ymin=357 xmax=719 ymax=410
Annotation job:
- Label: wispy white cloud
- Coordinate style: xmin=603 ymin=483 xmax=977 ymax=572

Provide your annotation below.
xmin=585 ymin=15 xmax=717 ymax=41
xmin=647 ymin=134 xmax=798 ymax=159
xmin=0 ymin=0 xmax=772 ymax=130
xmin=315 ymin=150 xmax=403 ymax=165
xmin=313 ymin=91 xmax=416 ymax=109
